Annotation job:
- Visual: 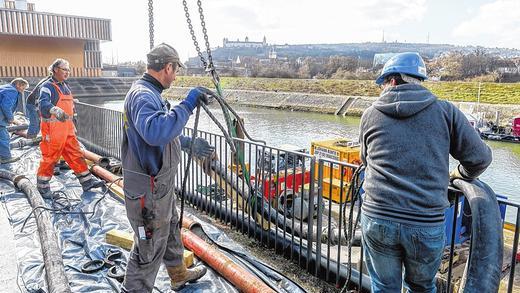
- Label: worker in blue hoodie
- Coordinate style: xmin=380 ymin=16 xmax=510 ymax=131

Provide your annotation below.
xmin=0 ymin=78 xmax=29 ymax=163
xmin=359 ymin=52 xmax=492 ymax=293
xmin=121 ymin=43 xmax=214 ymax=293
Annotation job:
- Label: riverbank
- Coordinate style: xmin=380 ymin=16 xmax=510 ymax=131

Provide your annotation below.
xmin=174 ymin=76 xmax=520 ymax=104
xmin=164 ymin=87 xmax=375 ymax=116
xmin=163 ymin=86 xmax=520 ymax=122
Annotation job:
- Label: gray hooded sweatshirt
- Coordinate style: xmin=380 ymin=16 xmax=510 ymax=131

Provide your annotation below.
xmin=359 ymin=83 xmax=492 ymax=226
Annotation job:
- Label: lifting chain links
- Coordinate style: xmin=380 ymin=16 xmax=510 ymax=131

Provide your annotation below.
xmin=197 ymin=0 xmax=213 ymax=68
xmin=148 ymin=0 xmax=154 ymax=49
xmin=182 ymin=0 xmax=214 ymax=73
xmin=182 ymin=0 xmax=206 ymax=68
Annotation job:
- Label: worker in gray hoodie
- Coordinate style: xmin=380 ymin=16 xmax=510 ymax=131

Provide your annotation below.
xmin=359 ymin=52 xmax=492 ymax=293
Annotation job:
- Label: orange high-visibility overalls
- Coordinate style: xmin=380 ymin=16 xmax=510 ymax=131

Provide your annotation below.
xmin=36 ymin=82 xmax=90 ymax=182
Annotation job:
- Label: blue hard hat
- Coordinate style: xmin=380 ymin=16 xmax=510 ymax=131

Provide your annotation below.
xmin=375 ymin=52 xmax=428 ymax=85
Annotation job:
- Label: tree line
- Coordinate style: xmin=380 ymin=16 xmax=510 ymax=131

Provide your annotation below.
xmin=113 ymin=49 xmax=520 ymax=83
xmin=243 ymin=49 xmax=520 ymax=82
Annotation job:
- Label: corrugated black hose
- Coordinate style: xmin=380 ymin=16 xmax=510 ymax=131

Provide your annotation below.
xmin=340 ymin=165 xmax=365 ymax=293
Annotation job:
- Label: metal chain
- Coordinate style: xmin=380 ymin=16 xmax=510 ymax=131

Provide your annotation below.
xmin=182 ymin=0 xmax=207 ymax=68
xmin=148 ymin=0 xmax=154 ymax=49
xmin=197 ymin=0 xmax=213 ymax=68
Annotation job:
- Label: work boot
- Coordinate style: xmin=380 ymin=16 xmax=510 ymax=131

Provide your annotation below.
xmin=56 ymin=160 xmax=70 ymax=170
xmin=36 ymin=178 xmax=53 ymax=199
xmin=79 ymin=175 xmax=105 ymax=192
xmin=167 ymin=264 xmax=207 ymax=291
xmin=0 ymin=156 xmax=20 ymax=164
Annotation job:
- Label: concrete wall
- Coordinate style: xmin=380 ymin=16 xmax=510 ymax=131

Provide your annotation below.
xmin=454 ymin=102 xmax=520 ymax=124
xmin=164 ymin=87 xmax=377 ymax=116
xmin=0 ymin=77 xmax=136 ymax=98
xmin=165 ymin=87 xmax=520 ymax=121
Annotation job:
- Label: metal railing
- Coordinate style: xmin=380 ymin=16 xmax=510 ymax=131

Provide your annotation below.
xmin=76 ymin=102 xmax=124 ymax=159
xmin=75 ymin=102 xmax=519 ymax=292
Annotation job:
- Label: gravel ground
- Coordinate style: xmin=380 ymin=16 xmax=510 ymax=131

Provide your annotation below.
xmin=189 ymin=207 xmax=342 ymax=293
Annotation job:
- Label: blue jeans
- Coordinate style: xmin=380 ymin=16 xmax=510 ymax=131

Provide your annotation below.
xmin=361 ymin=214 xmax=445 ymax=293
xmin=0 ymin=126 xmax=11 ymax=159
xmin=26 ymin=104 xmax=40 ymax=137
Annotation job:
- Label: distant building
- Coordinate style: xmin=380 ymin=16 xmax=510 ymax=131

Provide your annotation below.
xmin=223 ymin=36 xmax=267 ymax=48
xmin=497 ymin=67 xmax=519 ymax=74
xmin=0 ymin=0 xmax=111 ymax=78
xmin=268 ymin=47 xmax=277 ymax=59
xmin=101 ymin=65 xmax=138 ymax=77
xmin=373 ymin=53 xmax=398 ymax=68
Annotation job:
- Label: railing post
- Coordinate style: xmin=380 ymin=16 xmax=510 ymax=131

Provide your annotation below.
xmin=446 ymin=193 xmax=460 ymax=293
xmin=315 ymin=160 xmax=324 ymax=277
xmin=507 ymin=211 xmax=520 ymax=293
xmin=306 ymin=156 xmax=316 ymax=272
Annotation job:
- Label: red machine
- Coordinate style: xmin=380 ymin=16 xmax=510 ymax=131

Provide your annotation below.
xmin=513 ymin=117 xmax=520 ymax=137
xmin=252 ymin=169 xmax=311 ymax=202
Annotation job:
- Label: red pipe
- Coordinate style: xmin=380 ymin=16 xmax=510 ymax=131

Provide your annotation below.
xmin=81 ymin=149 xmax=124 ymax=188
xmin=82 ymin=148 xmax=103 ymax=164
xmin=181 ymin=228 xmax=275 ymax=293
xmin=92 ymin=165 xmax=124 ymax=188
xmin=181 ymin=215 xmax=201 ymax=231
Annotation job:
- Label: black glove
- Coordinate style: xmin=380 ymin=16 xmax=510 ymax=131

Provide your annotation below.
xmin=183 ymin=86 xmax=216 ymax=111
xmin=180 ymin=136 xmax=215 ymax=158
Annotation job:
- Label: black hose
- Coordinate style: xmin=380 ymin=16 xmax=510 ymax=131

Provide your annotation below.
xmin=10 ymin=137 xmax=42 ymax=149
xmin=186 ymin=219 xmax=305 ymax=293
xmin=178 ymin=187 xmax=372 ymax=292
xmin=451 ymin=179 xmax=503 ymax=292
xmin=7 ymin=124 xmax=29 ymax=132
xmin=340 ymin=165 xmax=364 ymax=293
xmin=0 ymin=170 xmax=71 ymax=293
xmin=179 ymin=105 xmax=201 ymax=230
xmin=207 ymin=159 xmax=322 ymax=242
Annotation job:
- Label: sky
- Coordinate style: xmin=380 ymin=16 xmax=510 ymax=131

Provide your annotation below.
xmin=30 ymin=0 xmax=520 ymax=64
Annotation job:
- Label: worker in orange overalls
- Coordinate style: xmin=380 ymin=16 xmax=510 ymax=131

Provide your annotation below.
xmin=36 ymin=58 xmax=104 ymax=198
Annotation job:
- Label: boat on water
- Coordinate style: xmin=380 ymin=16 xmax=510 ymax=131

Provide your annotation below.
xmin=479 ymin=117 xmax=520 ymax=144
xmin=480 ymin=132 xmax=520 ymax=143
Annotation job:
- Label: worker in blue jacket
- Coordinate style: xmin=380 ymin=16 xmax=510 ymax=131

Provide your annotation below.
xmin=121 ymin=43 xmax=215 ymax=292
xmin=0 ymin=78 xmax=29 ymax=163
xmin=24 ymin=76 xmax=50 ymax=138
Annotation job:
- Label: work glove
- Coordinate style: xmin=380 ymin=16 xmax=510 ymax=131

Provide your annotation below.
xmin=182 ymin=86 xmax=216 ymax=112
xmin=449 ymin=164 xmax=471 ymax=182
xmin=49 ymin=106 xmax=68 ymax=122
xmin=180 ymin=136 xmax=215 ymax=159
xmin=9 ymin=118 xmax=21 ymax=126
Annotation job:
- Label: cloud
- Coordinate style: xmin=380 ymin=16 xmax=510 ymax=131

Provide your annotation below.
xmin=200 ymin=0 xmax=428 ymax=46
xmin=353 ymin=0 xmax=427 ymax=27
xmin=453 ymin=0 xmax=520 ymax=48
xmin=212 ymin=4 xmax=280 ymax=30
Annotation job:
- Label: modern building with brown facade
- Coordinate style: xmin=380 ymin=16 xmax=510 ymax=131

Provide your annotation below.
xmin=0 ymin=0 xmax=111 ymax=78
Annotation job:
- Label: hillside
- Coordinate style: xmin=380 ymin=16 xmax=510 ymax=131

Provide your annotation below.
xmin=207 ymin=42 xmax=520 ymax=61
xmin=174 ymin=76 xmax=520 ymax=104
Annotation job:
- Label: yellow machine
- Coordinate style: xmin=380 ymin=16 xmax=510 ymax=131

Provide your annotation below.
xmin=310 ymin=139 xmax=361 ymax=203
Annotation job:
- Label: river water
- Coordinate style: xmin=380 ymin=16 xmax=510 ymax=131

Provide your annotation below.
xmin=97 ymin=99 xmax=520 ymax=218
